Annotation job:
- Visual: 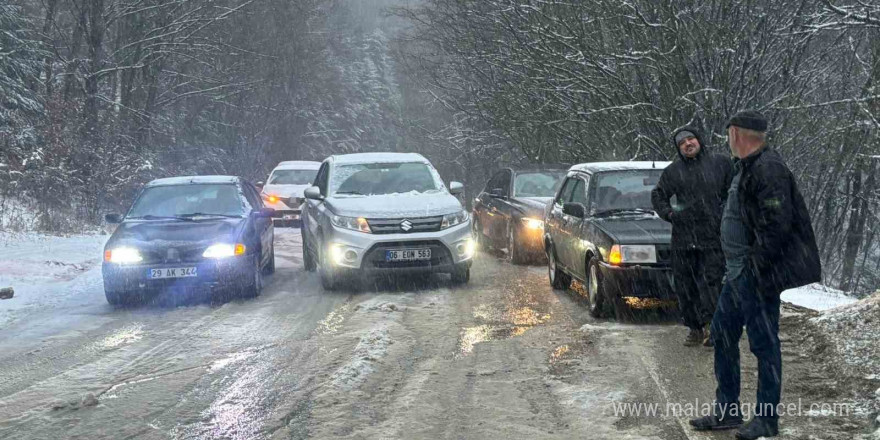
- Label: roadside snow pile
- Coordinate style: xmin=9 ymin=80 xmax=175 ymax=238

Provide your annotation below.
xmin=331 ymin=327 xmax=392 ymax=389
xmin=781 ymin=283 xmax=857 ymax=311
xmin=809 ymin=291 xmax=880 ymax=378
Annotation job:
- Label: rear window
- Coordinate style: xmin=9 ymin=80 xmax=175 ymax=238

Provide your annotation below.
xmin=268 ymin=169 xmax=318 ymax=185
xmin=127 ymin=184 xmax=248 ymax=218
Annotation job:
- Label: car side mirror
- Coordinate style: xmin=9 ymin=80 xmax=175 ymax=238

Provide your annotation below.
xmin=562 ymin=203 xmax=586 ymax=218
xmin=304 ymin=186 xmax=323 ymax=200
xmin=488 ymin=188 xmax=505 ymax=198
xmin=256 ymin=181 xmax=264 ymax=190
xmin=254 ymin=207 xmax=275 ymax=218
xmin=449 ymin=181 xmax=464 ymax=195
xmin=105 ymin=213 xmax=123 ymax=224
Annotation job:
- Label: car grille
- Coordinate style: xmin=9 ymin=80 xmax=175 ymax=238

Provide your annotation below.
xmin=367 ymin=216 xmax=443 ymax=234
xmin=140 ymin=246 xmax=206 ymax=264
xmin=363 ymin=240 xmax=453 ymax=269
xmin=279 ymin=197 xmax=303 ymax=208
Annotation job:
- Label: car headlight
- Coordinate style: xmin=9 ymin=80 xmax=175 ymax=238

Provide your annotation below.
xmin=330 ymin=215 xmax=372 ymax=233
xmin=104 ymin=247 xmax=143 ymax=264
xmin=203 ymin=243 xmax=246 ymax=259
xmin=608 ymin=244 xmax=656 ymax=265
xmin=521 ymin=217 xmax=544 ymax=230
xmin=261 ymin=192 xmax=280 ymax=204
xmin=441 ymin=210 xmax=469 ymax=229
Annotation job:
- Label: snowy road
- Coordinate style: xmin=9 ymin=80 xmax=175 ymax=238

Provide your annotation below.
xmin=0 ymin=230 xmax=862 ymax=439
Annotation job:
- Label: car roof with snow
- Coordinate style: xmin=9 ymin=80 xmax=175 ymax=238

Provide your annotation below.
xmin=328 ymin=152 xmax=429 ymax=166
xmin=146 ymin=175 xmax=241 ymax=187
xmin=273 ymin=160 xmax=321 ymax=170
xmin=569 ymin=161 xmax=671 ymax=173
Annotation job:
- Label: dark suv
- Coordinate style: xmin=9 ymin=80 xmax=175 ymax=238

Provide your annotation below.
xmin=543 ymin=162 xmax=674 ymax=318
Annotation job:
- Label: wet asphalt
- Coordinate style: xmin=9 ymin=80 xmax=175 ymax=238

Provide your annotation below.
xmin=0 ymin=229 xmax=736 ymax=440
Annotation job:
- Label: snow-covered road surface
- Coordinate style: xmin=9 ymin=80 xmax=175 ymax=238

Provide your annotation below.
xmin=0 ymin=230 xmax=870 ymax=439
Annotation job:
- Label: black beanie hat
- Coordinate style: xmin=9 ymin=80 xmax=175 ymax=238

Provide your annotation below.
xmin=726 ymin=110 xmax=768 ymax=132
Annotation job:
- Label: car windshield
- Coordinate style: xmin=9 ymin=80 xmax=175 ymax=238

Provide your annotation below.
xmin=593 ymin=170 xmax=663 ymax=214
xmin=513 ymin=171 xmax=566 ymax=197
xmin=127 ymin=184 xmax=248 ymax=218
xmin=330 ymin=162 xmax=442 ymax=196
xmin=268 ymin=169 xmax=318 ymax=185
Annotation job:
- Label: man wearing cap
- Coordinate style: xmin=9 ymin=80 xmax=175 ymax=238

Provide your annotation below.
xmin=652 ymin=125 xmax=733 ymax=346
xmin=689 ymin=111 xmax=821 ymax=439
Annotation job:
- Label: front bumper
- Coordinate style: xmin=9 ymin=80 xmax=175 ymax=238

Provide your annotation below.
xmin=322 ymin=220 xmax=474 ymax=274
xmin=515 ymin=224 xmax=546 ymax=255
xmin=263 ymin=199 xmax=303 ymax=226
xmin=102 ymin=255 xmax=253 ymax=295
xmin=598 ymin=262 xmax=674 ymax=299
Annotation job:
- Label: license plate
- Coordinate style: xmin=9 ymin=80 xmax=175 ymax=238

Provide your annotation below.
xmin=283 ymin=214 xmax=299 ymax=220
xmin=385 ymin=249 xmax=431 ymax=262
xmin=148 ymin=267 xmax=197 ymax=279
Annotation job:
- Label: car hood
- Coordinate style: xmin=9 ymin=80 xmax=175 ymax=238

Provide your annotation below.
xmin=510 ymin=197 xmax=552 ymax=217
xmin=262 ymin=184 xmax=310 ymax=198
xmin=325 ymin=192 xmax=463 ymax=218
xmin=594 ymin=216 xmax=671 ymax=245
xmin=107 ymin=217 xmax=245 ymax=250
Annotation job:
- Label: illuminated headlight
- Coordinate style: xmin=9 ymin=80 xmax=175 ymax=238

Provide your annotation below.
xmin=455 ymin=238 xmax=476 ymax=259
xmin=202 ymin=243 xmax=246 ymax=259
xmin=609 ymin=244 xmax=656 ymax=265
xmin=330 ymin=215 xmax=371 ymax=233
xmin=261 ymin=192 xmax=280 ymax=204
xmin=441 ymin=210 xmax=469 ymax=229
xmin=521 ymin=217 xmax=544 ymax=230
xmin=104 ymin=247 xmax=143 ymax=264
xmin=328 ymin=243 xmax=358 ymax=265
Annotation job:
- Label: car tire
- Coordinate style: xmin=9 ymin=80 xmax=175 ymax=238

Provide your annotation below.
xmin=587 ymin=257 xmax=608 ymax=318
xmin=302 ymin=230 xmax=317 ymax=272
xmin=507 ymin=222 xmax=525 ymax=265
xmin=263 ymin=245 xmax=276 ymax=275
xmin=318 ymin=247 xmax=338 ymax=291
xmin=450 ymin=264 xmax=470 ymax=284
xmin=548 ymin=245 xmax=570 ymax=290
xmin=241 ymin=255 xmax=263 ymax=298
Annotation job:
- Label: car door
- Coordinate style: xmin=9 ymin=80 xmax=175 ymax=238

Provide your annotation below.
xmin=548 ymin=176 xmax=576 ymax=269
xmin=473 ymin=173 xmax=497 ymax=238
xmin=565 ymin=174 xmax=591 ymax=279
xmin=243 ymin=182 xmax=272 ymax=266
xmin=305 ymin=162 xmax=330 ymax=254
xmin=478 ymin=170 xmax=505 ymax=245
xmin=487 ymin=169 xmax=512 ymax=245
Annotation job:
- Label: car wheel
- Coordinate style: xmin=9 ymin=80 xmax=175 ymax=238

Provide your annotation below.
xmin=548 ymin=245 xmax=570 ymax=290
xmin=318 ymin=246 xmax=338 ymax=291
xmin=302 ymin=230 xmax=317 ymax=272
xmin=507 ymin=222 xmax=525 ymax=265
xmin=450 ymin=264 xmax=470 ymax=284
xmin=587 ymin=257 xmax=608 ymax=318
xmin=242 ymin=255 xmax=263 ymax=298
xmin=263 ymin=245 xmax=276 ymax=275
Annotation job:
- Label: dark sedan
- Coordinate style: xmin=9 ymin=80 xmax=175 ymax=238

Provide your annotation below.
xmin=543 ymin=161 xmax=674 ymax=318
xmin=102 ymin=176 xmax=275 ymax=305
xmin=472 ymin=165 xmax=567 ymax=263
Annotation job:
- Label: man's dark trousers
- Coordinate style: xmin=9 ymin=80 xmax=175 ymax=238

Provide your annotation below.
xmin=673 ymin=248 xmax=725 ymax=330
xmin=711 ymin=267 xmax=781 ymax=420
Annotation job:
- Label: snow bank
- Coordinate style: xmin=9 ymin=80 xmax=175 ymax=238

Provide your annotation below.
xmin=781 ymin=283 xmax=857 ymax=311
xmin=809 ymin=291 xmax=880 ymax=378
xmin=0 ymin=233 xmax=108 ymax=328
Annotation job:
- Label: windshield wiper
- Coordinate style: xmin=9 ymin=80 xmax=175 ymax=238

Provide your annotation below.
xmin=334 ymin=191 xmax=366 ymax=196
xmin=179 ymin=212 xmax=244 ymax=219
xmin=594 ymin=208 xmax=655 ymax=217
xmin=129 ymin=214 xmax=194 ymax=221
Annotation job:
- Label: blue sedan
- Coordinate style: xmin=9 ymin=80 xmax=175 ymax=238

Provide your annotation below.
xmin=102 ymin=176 xmax=275 ymax=305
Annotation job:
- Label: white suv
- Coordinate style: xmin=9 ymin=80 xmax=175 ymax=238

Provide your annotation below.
xmin=260 ymin=160 xmax=321 ymax=226
xmin=301 ymin=153 xmax=474 ymax=289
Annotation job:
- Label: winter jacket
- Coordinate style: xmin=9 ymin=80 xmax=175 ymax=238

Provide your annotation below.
xmin=651 ymin=125 xmax=734 ymax=250
xmin=737 ymin=147 xmax=821 ymax=296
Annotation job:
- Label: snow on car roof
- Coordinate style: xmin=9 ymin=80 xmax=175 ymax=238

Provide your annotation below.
xmin=146 ymin=175 xmax=240 ymax=187
xmin=274 ymin=160 xmax=321 ymax=170
xmin=329 ymin=152 xmax=429 ymax=165
xmin=569 ymin=161 xmax=672 ymax=173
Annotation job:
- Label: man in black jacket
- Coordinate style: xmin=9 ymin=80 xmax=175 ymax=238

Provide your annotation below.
xmin=689 ymin=111 xmax=821 ymax=439
xmin=652 ymin=125 xmax=733 ymax=346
